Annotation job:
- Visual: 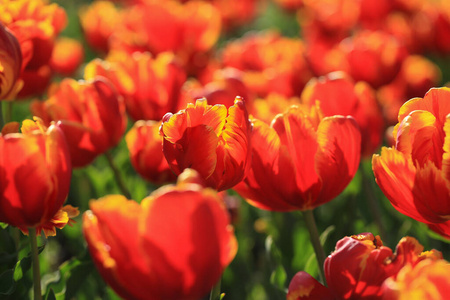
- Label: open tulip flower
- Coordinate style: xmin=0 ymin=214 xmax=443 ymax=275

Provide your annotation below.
xmin=287 ymin=233 xmax=445 ymax=300
xmin=373 ymin=87 xmax=450 ymax=235
xmin=0 ymin=117 xmax=76 ymax=236
xmin=234 ymin=104 xmax=361 ymax=211
xmin=83 ymin=169 xmax=237 ymax=300
xmin=31 ymin=77 xmax=127 ymax=168
xmin=161 ymin=97 xmax=252 ymax=191
xmin=0 ymin=23 xmax=23 ymax=100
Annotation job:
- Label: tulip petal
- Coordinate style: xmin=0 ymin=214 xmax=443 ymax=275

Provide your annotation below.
xmin=396 ymin=110 xmax=444 ymax=168
xmin=372 ymin=147 xmax=429 ymax=223
xmin=315 ymin=116 xmax=361 ymax=206
xmin=287 ymin=271 xmax=333 ymax=300
xmin=272 ymin=106 xmax=322 ymax=207
xmin=84 ymin=195 xmax=150 ymax=300
xmin=140 ymin=188 xmax=236 ymax=300
xmin=234 ymin=119 xmax=299 ymax=211
xmin=398 ymin=87 xmax=450 ymax=126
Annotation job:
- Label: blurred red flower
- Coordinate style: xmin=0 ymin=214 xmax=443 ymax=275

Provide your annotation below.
xmin=373 ymin=87 xmax=450 ymax=229
xmin=161 ymin=98 xmax=252 ymax=191
xmin=126 ymin=120 xmax=177 ymax=185
xmin=49 ymin=37 xmax=84 ymax=76
xmin=234 ymin=104 xmax=361 ymax=211
xmin=221 ymin=31 xmax=312 ymax=98
xmin=83 ymin=169 xmax=237 ymax=300
xmin=31 ymin=77 xmax=127 ymax=168
xmin=0 ymin=118 xmax=74 ymax=236
xmin=85 ymin=51 xmax=186 ymax=121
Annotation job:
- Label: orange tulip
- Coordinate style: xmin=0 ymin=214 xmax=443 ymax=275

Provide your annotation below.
xmin=234 ymin=104 xmax=361 ymax=211
xmin=109 ymin=0 xmax=221 ymax=75
xmin=83 ymin=169 xmax=237 ymax=300
xmin=0 ymin=23 xmax=22 ymax=100
xmin=340 ymin=30 xmax=408 ymax=88
xmin=301 ymin=72 xmax=384 ymax=157
xmin=78 ymin=1 xmax=122 ymax=53
xmin=0 ymin=118 xmax=74 ymax=236
xmin=221 ymin=31 xmax=312 ymax=97
xmin=0 ymin=0 xmax=67 ymax=98
xmin=287 ymin=233 xmax=444 ymax=299
xmin=49 ymin=37 xmax=84 ymax=76
xmin=373 ymin=87 xmax=450 ymax=226
xmin=31 ymin=77 xmax=127 ymax=168
xmin=161 ymin=98 xmax=252 ymax=191
xmin=126 ymin=120 xmax=177 ymax=184
xmin=85 ymin=51 xmax=186 ymax=121
xmin=382 ymin=259 xmax=450 ymax=300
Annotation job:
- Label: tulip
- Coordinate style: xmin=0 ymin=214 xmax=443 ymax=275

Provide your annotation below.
xmin=1 ymin=0 xmax=67 ymax=98
xmin=373 ymin=87 xmax=450 ymax=228
xmin=83 ymin=169 xmax=237 ymax=300
xmin=126 ymin=120 xmax=177 ymax=184
xmin=221 ymin=31 xmax=312 ymax=97
xmin=31 ymin=77 xmax=127 ymax=168
xmin=161 ymin=98 xmax=252 ymax=191
xmin=382 ymin=259 xmax=450 ymax=300
xmin=49 ymin=37 xmax=84 ymax=76
xmin=234 ymin=104 xmax=361 ymax=211
xmin=0 ymin=24 xmax=23 ymax=100
xmin=85 ymin=51 xmax=186 ymax=121
xmin=287 ymin=233 xmax=444 ymax=300
xmin=0 ymin=117 xmax=73 ymax=235
xmin=301 ymin=72 xmax=384 ymax=157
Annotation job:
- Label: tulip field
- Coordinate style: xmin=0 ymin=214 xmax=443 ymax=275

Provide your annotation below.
xmin=3 ymin=0 xmax=450 ymax=299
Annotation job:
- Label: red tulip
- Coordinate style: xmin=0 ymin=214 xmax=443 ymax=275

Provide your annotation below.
xmin=31 ymin=77 xmax=127 ymax=168
xmin=161 ymin=98 xmax=252 ymax=191
xmin=1 ymin=0 xmax=67 ymax=98
xmin=0 ymin=23 xmax=23 ymax=100
xmin=49 ymin=37 xmax=84 ymax=76
xmin=0 ymin=117 xmax=74 ymax=236
xmin=234 ymin=104 xmax=361 ymax=211
xmin=126 ymin=120 xmax=177 ymax=184
xmin=301 ymin=72 xmax=384 ymax=157
xmin=85 ymin=51 xmax=186 ymax=121
xmin=287 ymin=233 xmax=444 ymax=299
xmin=373 ymin=88 xmax=450 ymax=227
xmin=83 ymin=169 xmax=237 ymax=300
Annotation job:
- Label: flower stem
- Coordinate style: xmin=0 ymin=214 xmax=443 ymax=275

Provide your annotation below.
xmin=104 ymin=151 xmax=132 ymax=199
xmin=302 ymin=209 xmax=326 ymax=285
xmin=209 ymin=278 xmax=221 ymax=300
xmin=29 ymin=228 xmax=42 ymax=300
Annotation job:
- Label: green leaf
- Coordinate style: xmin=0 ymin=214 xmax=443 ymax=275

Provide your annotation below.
xmin=14 ymin=244 xmax=45 ymax=282
xmin=319 ymin=225 xmax=336 ymax=246
xmin=0 ymin=269 xmax=15 ymax=295
xmin=44 ymin=250 xmax=95 ymax=300
xmin=45 ymin=288 xmax=57 ymax=300
xmin=270 ymin=264 xmax=287 ymax=291
xmin=0 ymin=222 xmax=8 ymax=229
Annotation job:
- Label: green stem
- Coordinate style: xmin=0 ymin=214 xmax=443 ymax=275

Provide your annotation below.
xmin=360 ymin=163 xmax=387 ymax=239
xmin=0 ymin=102 xmax=4 ymax=128
xmin=104 ymin=151 xmax=132 ymax=199
xmin=29 ymin=228 xmax=42 ymax=300
xmin=209 ymin=278 xmax=222 ymax=300
xmin=302 ymin=209 xmax=326 ymax=285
